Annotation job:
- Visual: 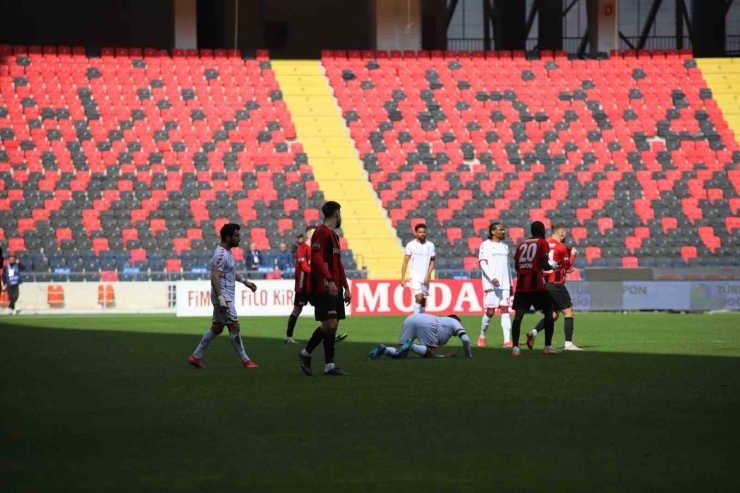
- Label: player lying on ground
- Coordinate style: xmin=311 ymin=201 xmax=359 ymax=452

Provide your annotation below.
xmin=401 ymin=223 xmax=435 ymax=314
xmin=527 ymin=223 xmax=583 ymax=351
xmin=510 ymin=221 xmax=557 ymax=357
xmin=478 ymin=222 xmax=513 ymax=348
xmin=188 ymin=223 xmax=259 ymax=369
xmin=367 ymin=313 xmax=473 ymax=359
xmin=284 ymin=225 xmax=347 ymax=345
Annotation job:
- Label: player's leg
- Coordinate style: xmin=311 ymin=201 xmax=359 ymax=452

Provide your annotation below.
xmin=300 ymin=295 xmax=349 ymax=376
xmin=499 ymin=290 xmax=512 ymax=347
xmin=479 ymin=290 xmax=496 ymax=347
xmin=413 ymin=292 xmax=425 ymax=314
xmin=528 ymin=310 xmax=560 ymax=348
xmin=561 ymin=305 xmax=581 ymax=350
xmin=189 ymin=319 xmax=226 ymax=368
xmin=540 ymin=294 xmax=557 ymax=354
xmin=227 ymin=319 xmax=258 ymax=367
xmin=285 ymin=303 xmax=303 ymax=344
xmin=510 ymin=293 xmax=531 ymax=356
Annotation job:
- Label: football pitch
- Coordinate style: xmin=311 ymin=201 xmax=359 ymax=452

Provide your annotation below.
xmin=1 ymin=312 xmax=739 ymax=493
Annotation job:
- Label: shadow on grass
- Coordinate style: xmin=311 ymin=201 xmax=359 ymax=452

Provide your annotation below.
xmin=0 ymin=321 xmax=739 ymax=493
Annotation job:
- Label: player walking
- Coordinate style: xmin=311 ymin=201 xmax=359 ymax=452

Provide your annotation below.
xmin=510 ymin=221 xmax=557 ymax=357
xmin=527 ymin=223 xmax=582 ymax=351
xmin=299 ymin=201 xmax=352 ymax=376
xmin=188 ymin=223 xmax=259 ymax=369
xmin=366 ymin=313 xmax=473 ymax=359
xmin=284 ymin=225 xmax=315 ymax=345
xmin=477 ymin=222 xmax=513 ymax=348
xmin=401 ymin=223 xmax=435 ymax=314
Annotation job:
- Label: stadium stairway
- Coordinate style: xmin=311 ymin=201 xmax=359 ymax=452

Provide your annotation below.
xmin=697 ymin=58 xmax=740 ymax=140
xmin=272 ymin=60 xmax=403 ymax=279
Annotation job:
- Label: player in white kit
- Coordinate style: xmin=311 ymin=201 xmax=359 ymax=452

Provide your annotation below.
xmin=401 ymin=223 xmax=435 ymax=314
xmin=478 ymin=222 xmax=514 ymax=348
xmin=188 ymin=223 xmax=259 ymax=369
xmin=366 ymin=313 xmax=473 ymax=359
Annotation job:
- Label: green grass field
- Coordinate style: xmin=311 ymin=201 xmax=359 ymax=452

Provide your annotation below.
xmin=1 ymin=312 xmax=739 ymax=493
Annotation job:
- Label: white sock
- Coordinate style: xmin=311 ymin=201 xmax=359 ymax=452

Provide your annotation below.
xmin=229 ymin=332 xmax=249 ymax=362
xmin=501 ymin=313 xmax=511 ymax=343
xmin=413 ymin=302 xmax=422 ymax=314
xmin=301 ymin=348 xmax=311 ymax=357
xmin=384 ymin=347 xmax=398 ymax=356
xmin=325 ymin=363 xmax=335 ymax=372
xmin=193 ymin=329 xmax=218 ymax=358
xmin=531 ymin=328 xmax=538 ymax=337
xmin=411 ymin=344 xmax=428 ymax=356
xmin=480 ymin=315 xmax=491 ymax=338
xmin=564 ymin=341 xmax=573 ymax=347
xmin=545 ymin=345 xmax=553 ymax=350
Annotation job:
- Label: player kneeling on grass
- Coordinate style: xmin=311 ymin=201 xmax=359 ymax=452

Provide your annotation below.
xmin=188 ymin=224 xmax=259 ymax=369
xmin=367 ymin=313 xmax=473 ymax=359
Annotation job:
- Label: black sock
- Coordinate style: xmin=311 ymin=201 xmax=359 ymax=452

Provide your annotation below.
xmin=533 ymin=318 xmax=545 ymax=334
xmin=544 ymin=315 xmax=555 ymax=347
xmin=511 ymin=318 xmax=521 ymax=347
xmin=286 ymin=315 xmax=298 ymax=338
xmin=305 ymin=327 xmax=324 ymax=354
xmin=323 ymin=331 xmax=336 ymax=365
xmin=564 ymin=317 xmax=574 ymax=343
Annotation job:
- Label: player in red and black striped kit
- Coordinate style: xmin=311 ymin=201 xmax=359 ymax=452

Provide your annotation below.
xmin=284 ymin=225 xmax=316 ymax=345
xmin=510 ymin=221 xmax=557 ymax=356
xmin=527 ymin=223 xmax=582 ymax=351
xmin=298 ymin=201 xmax=352 ymax=376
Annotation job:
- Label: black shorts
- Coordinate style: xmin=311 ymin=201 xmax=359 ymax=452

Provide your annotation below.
xmin=546 ymin=283 xmax=573 ymax=311
xmin=294 ymin=292 xmax=310 ymax=307
xmin=311 ymin=293 xmax=346 ymax=322
xmin=512 ymin=290 xmax=552 ymax=313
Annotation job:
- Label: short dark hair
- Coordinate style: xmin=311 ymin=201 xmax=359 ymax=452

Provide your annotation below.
xmin=446 ymin=314 xmax=461 ymax=322
xmin=220 ymin=223 xmax=241 ymax=241
xmin=488 ymin=222 xmax=503 ymax=239
xmin=531 ymin=221 xmax=546 ymax=239
xmin=552 ymin=223 xmax=567 ymax=233
xmin=322 ymin=201 xmax=341 ymax=218
xmin=414 ymin=223 xmax=427 ymax=232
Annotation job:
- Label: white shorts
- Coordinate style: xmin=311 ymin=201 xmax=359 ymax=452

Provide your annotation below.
xmin=410 ymin=280 xmax=429 ymax=297
xmin=484 ymin=288 xmax=511 ymax=309
xmin=212 ymin=303 xmax=238 ymax=325
xmin=398 ymin=314 xmax=438 ymax=347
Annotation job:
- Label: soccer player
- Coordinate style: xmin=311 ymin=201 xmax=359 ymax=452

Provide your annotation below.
xmin=284 ymin=225 xmax=315 ymax=345
xmin=401 ymin=223 xmax=435 ymax=314
xmin=477 ymin=222 xmax=513 ymax=348
xmin=527 ymin=223 xmax=582 ymax=351
xmin=299 ymin=201 xmax=352 ymax=376
xmin=510 ymin=221 xmax=557 ymax=357
xmin=366 ymin=313 xmax=472 ymax=359
xmin=188 ymin=223 xmax=259 ymax=369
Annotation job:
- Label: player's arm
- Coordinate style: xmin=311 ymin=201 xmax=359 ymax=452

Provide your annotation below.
xmin=298 ymin=250 xmax=311 ymax=274
xmin=311 ymin=230 xmax=338 ymax=295
xmin=400 ymin=254 xmax=411 ymax=287
xmin=561 ymin=244 xmax=576 ymax=271
xmin=425 ymin=257 xmax=435 ymax=285
xmin=541 ymin=241 xmax=554 ymax=272
xmin=458 ymin=331 xmax=473 ymax=357
xmin=210 ymin=268 xmax=228 ymax=312
xmin=339 ymin=255 xmax=351 ymax=305
xmin=235 ymin=272 xmax=257 ymax=292
xmin=513 ymin=244 xmax=522 ymax=273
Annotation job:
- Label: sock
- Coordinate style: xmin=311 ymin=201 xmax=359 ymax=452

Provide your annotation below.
xmin=419 ymin=303 xmax=426 ymax=313
xmin=501 ymin=313 xmax=511 ymax=343
xmin=229 ymin=332 xmax=249 ymax=362
xmin=304 ymin=327 xmax=324 ymax=354
xmin=531 ymin=319 xmax=544 ymax=337
xmin=193 ymin=329 xmax=218 ymax=358
xmin=413 ymin=302 xmax=422 ymax=314
xmin=286 ymin=315 xmax=298 ymax=338
xmin=480 ymin=314 xmax=491 ymax=338
xmin=511 ymin=318 xmax=522 ymax=347
xmin=325 ymin=363 xmax=335 ymax=372
xmin=411 ymin=344 xmax=428 ymax=356
xmin=564 ymin=317 xmax=574 ymax=344
xmin=323 ymin=331 xmax=336 ymax=365
xmin=543 ymin=315 xmax=555 ymax=347
xmin=384 ymin=346 xmax=398 ymax=356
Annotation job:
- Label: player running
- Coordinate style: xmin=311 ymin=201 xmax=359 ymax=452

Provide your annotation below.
xmin=477 ymin=222 xmax=513 ymax=348
xmin=299 ymin=201 xmax=352 ymax=376
xmin=188 ymin=223 xmax=259 ymax=369
xmin=366 ymin=313 xmax=473 ymax=359
xmin=401 ymin=223 xmax=435 ymax=314
xmin=527 ymin=223 xmax=582 ymax=351
xmin=510 ymin=221 xmax=557 ymax=357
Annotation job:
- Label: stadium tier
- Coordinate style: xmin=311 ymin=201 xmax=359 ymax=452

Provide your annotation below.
xmin=323 ymin=49 xmax=740 ymax=272
xmin=0 ymin=45 xmax=357 ymax=281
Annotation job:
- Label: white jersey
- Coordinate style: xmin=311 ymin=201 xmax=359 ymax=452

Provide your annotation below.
xmin=478 ymin=239 xmax=512 ymax=291
xmin=436 ymin=316 xmax=465 ymax=346
xmin=210 ymin=245 xmax=236 ymax=305
xmin=404 ymin=239 xmax=435 ymax=282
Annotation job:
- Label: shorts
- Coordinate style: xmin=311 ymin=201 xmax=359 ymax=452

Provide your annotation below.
xmin=212 ymin=303 xmax=238 ymax=325
xmin=311 ymin=293 xmax=346 ymax=322
xmin=398 ymin=314 xmax=438 ymax=347
xmin=512 ymin=290 xmax=552 ymax=313
xmin=484 ymin=288 xmax=511 ymax=309
xmin=410 ymin=280 xmax=429 ymax=297
xmin=294 ymin=292 xmax=310 ymax=307
xmin=546 ymin=283 xmax=573 ymax=311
